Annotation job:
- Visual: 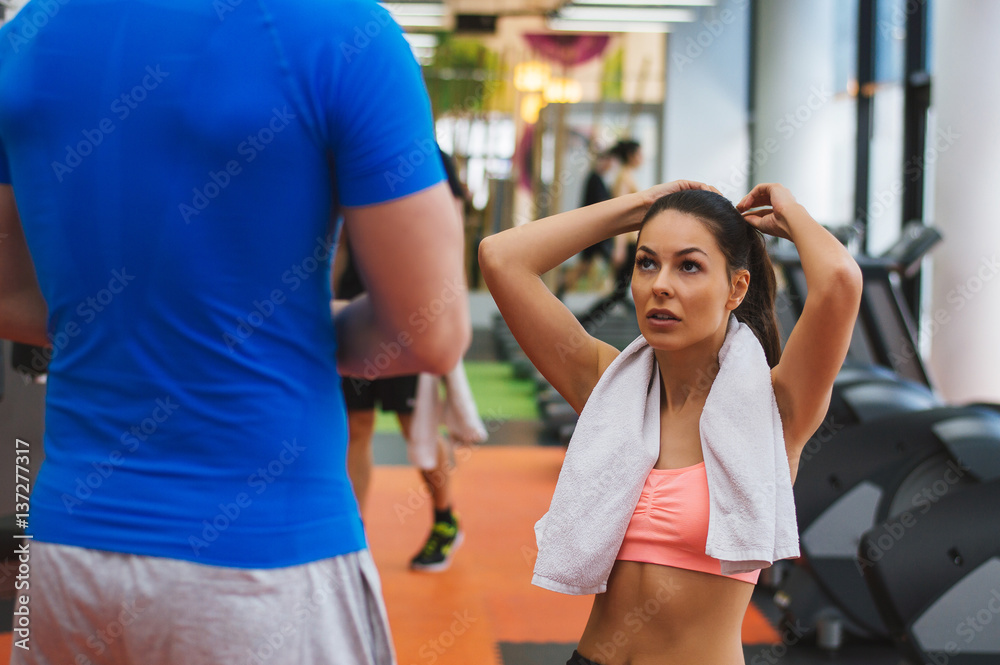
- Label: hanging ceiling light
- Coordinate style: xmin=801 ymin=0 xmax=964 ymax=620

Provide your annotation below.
xmin=557 ymin=6 xmax=697 ymax=22
xmin=543 ymin=77 xmax=583 ymax=104
xmin=513 ymin=61 xmax=552 ymax=93
xmin=403 ymin=33 xmax=439 ymax=49
xmin=379 ymin=2 xmax=447 ymax=28
xmin=547 ymin=2 xmax=699 ymax=32
xmin=547 ymin=19 xmax=675 ymax=33
xmin=571 ymin=0 xmax=715 ymax=5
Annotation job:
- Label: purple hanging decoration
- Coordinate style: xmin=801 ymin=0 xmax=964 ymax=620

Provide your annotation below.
xmin=522 ymin=33 xmax=611 ymax=67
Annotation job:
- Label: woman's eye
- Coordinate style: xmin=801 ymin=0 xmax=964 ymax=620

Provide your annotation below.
xmin=636 ymin=257 xmax=656 ymax=270
xmin=681 ymin=260 xmax=701 ymax=272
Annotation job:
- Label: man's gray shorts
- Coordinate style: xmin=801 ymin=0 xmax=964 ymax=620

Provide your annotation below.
xmin=10 ymin=541 xmax=395 ymax=665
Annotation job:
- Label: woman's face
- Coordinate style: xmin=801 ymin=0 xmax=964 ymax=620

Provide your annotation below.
xmin=628 ymin=147 xmax=643 ymax=168
xmin=631 ymin=209 xmax=748 ymax=352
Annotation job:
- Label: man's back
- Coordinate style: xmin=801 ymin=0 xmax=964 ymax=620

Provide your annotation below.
xmin=0 ymin=0 xmax=445 ymax=568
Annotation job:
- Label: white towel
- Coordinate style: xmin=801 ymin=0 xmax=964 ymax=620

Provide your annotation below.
xmin=441 ymin=360 xmax=490 ymax=446
xmin=409 ymin=360 xmax=488 ymax=470
xmin=409 ymin=373 xmax=445 ymax=470
xmin=531 ymin=313 xmax=799 ymax=595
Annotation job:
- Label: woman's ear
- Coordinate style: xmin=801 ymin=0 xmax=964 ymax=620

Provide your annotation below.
xmin=728 ymin=269 xmax=750 ymax=310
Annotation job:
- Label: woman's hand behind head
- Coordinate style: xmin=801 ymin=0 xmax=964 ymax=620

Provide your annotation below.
xmin=737 ymin=182 xmax=797 ymax=213
xmin=736 ymin=183 xmax=798 ymax=240
xmin=641 ymin=180 xmax=719 ymax=211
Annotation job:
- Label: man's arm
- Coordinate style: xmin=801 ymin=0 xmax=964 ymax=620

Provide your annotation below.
xmin=0 ymin=185 xmax=48 ymax=346
xmin=335 ymin=181 xmax=470 ymax=379
xmin=322 ymin=5 xmax=469 ymax=377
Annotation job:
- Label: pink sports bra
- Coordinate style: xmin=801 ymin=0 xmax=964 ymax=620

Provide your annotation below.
xmin=616 ymin=461 xmax=761 ymax=584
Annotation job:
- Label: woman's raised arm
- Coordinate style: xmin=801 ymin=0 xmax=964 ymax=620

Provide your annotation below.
xmin=738 ymin=184 xmax=863 ymax=461
xmin=479 ymin=180 xmax=711 ymax=413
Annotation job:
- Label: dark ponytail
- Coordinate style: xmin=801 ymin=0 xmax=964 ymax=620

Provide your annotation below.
xmin=639 ymin=190 xmax=782 ymax=368
xmin=738 ymin=222 xmax=781 ymax=368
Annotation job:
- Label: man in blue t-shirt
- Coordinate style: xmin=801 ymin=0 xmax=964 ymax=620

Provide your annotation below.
xmin=0 ymin=0 xmax=469 ymax=662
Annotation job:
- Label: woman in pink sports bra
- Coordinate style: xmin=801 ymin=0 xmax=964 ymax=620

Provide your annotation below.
xmin=480 ymin=180 xmax=862 ymax=664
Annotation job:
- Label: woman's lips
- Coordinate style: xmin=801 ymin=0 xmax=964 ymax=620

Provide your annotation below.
xmin=647 ymin=314 xmax=680 ymax=328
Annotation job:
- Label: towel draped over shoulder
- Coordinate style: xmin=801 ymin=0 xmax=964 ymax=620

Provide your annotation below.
xmin=532 ymin=313 xmax=800 ymax=595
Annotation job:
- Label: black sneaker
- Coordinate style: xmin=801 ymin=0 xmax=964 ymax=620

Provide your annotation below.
xmin=409 ymin=518 xmax=463 ymax=572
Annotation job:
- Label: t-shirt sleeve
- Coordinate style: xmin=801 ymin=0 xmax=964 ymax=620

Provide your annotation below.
xmin=0 ymin=41 xmax=7 ymax=185
xmin=0 ymin=133 xmax=10 ymax=184
xmin=329 ymin=3 xmax=444 ymax=207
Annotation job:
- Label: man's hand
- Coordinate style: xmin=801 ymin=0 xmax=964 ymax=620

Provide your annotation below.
xmin=0 ymin=185 xmax=49 ymax=347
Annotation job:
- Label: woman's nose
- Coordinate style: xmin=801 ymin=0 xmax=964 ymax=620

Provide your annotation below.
xmin=652 ymin=270 xmax=672 ymax=297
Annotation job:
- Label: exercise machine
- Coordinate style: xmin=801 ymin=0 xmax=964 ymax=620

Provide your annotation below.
xmin=860 ymin=479 xmax=1000 ymax=664
xmin=776 ymin=405 xmax=1000 ymax=641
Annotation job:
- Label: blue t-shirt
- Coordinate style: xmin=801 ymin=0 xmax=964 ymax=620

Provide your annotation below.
xmin=0 ymin=0 xmax=444 ymax=568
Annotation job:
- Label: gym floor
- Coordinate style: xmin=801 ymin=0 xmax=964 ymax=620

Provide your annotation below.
xmin=0 ymin=296 xmax=912 ymax=664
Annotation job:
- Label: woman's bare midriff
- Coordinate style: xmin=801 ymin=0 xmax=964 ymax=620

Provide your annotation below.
xmin=576 ymin=559 xmax=755 ymax=665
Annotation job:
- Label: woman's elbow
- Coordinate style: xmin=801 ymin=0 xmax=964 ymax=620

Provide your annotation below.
xmin=478 ymin=235 xmax=503 ymax=283
xmin=840 ymin=260 xmax=864 ymax=299
xmin=822 ymin=261 xmax=864 ymax=312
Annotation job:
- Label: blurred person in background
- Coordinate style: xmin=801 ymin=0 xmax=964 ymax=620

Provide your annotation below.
xmin=557 ymin=147 xmax=615 ymax=299
xmin=580 ymin=138 xmax=644 ymax=325
xmin=334 ymin=149 xmax=482 ymax=573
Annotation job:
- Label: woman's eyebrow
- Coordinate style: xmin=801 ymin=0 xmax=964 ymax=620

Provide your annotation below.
xmin=637 ymin=245 xmax=708 ymax=258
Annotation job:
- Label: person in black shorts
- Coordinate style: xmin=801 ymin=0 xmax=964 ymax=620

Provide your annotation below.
xmin=335 ymin=148 xmax=465 ymax=573
xmin=580 ymin=139 xmax=643 ymax=326
xmin=557 ymin=148 xmax=615 ymax=298
xmin=342 ymin=374 xmax=419 ymax=417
